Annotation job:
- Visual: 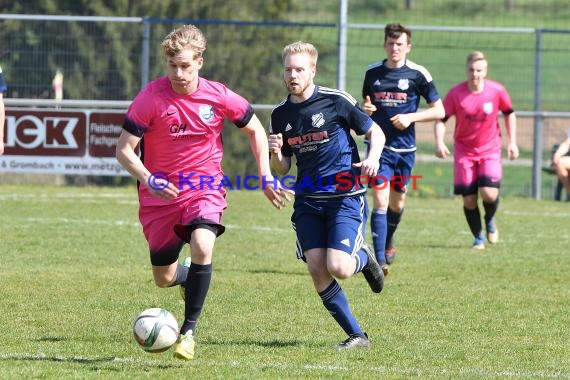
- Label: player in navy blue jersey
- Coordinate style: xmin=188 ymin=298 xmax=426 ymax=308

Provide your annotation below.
xmin=269 ymin=41 xmax=386 ymax=349
xmin=361 ymin=23 xmax=445 ymax=272
xmin=0 ymin=65 xmax=7 ymax=155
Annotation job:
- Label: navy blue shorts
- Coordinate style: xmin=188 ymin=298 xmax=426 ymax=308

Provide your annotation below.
xmin=372 ymin=149 xmax=416 ymax=193
xmin=291 ymin=194 xmax=368 ymax=261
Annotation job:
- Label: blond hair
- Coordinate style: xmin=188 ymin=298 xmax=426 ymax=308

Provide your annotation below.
xmin=282 ymin=41 xmax=318 ymax=67
xmin=161 ymin=25 xmax=207 ymax=59
xmin=466 ymin=51 xmax=487 ymax=65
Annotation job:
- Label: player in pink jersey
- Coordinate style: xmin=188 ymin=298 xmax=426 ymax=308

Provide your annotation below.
xmin=434 ymin=51 xmax=519 ymax=250
xmin=116 ymin=25 xmax=292 ymax=360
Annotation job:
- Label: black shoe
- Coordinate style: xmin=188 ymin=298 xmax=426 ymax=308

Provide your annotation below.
xmin=336 ymin=332 xmax=370 ymax=349
xmin=361 ymin=243 xmax=384 ymax=293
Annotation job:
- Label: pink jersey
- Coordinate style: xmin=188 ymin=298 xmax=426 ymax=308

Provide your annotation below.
xmin=124 ymin=76 xmax=254 ymax=206
xmin=443 ymin=79 xmax=513 ymax=155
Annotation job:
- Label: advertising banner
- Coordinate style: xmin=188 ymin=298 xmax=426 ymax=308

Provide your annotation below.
xmin=1 ymin=108 xmax=129 ymax=176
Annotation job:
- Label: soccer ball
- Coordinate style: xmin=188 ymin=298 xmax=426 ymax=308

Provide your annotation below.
xmin=133 ymin=308 xmax=179 ymax=353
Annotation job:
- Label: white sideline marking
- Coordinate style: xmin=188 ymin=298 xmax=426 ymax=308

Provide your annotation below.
xmin=225 ymin=224 xmax=290 ymax=233
xmin=0 ymin=192 xmax=138 ymax=204
xmin=3 ymin=193 xmax=566 ymax=218
xmin=0 ymin=192 xmax=135 ymax=200
xmin=503 ymin=210 xmax=569 ymax=218
xmin=17 ymin=217 xmax=140 ymax=227
xmin=1 ymin=353 xmax=569 ymax=378
xmin=413 ymin=207 xmax=569 ymax=218
xmin=13 ymin=217 xmax=291 ymax=233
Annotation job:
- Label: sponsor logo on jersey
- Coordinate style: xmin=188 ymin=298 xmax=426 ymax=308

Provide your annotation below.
xmin=373 ymin=91 xmax=407 ymax=101
xmin=311 ymin=113 xmax=325 ymax=129
xmin=397 ymin=78 xmax=409 ymax=90
xmin=287 ymin=131 xmax=329 ymax=146
xmin=199 ymin=105 xmax=215 ymax=123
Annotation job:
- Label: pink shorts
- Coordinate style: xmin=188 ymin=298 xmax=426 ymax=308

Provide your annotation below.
xmin=139 ymin=191 xmax=226 ymax=266
xmin=454 ymin=146 xmax=502 ymax=195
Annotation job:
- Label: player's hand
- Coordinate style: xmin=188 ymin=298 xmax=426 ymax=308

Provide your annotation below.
xmin=261 ymin=177 xmax=295 ymax=209
xmin=390 ymin=113 xmax=412 ymax=130
xmin=362 ymin=95 xmax=377 ymax=116
xmin=353 ymin=158 xmax=379 ymax=177
xmin=147 ymin=180 xmax=179 ymax=200
xmin=508 ymin=143 xmax=519 ymax=160
xmin=435 ymin=143 xmax=450 ymax=159
xmin=268 ymin=133 xmax=283 ymax=155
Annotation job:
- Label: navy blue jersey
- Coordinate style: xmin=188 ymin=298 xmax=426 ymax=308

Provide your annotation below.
xmin=0 ymin=65 xmax=7 ymax=93
xmin=362 ymin=59 xmax=440 ymax=152
xmin=270 ymin=86 xmax=373 ymax=198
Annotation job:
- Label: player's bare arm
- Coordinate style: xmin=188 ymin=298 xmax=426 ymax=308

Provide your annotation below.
xmin=504 ymin=112 xmax=519 ymax=160
xmin=553 ymin=137 xmax=570 ymax=165
xmin=116 ymin=129 xmax=179 ymax=200
xmin=242 ymin=118 xmax=293 ymax=209
xmin=354 ymin=123 xmax=384 ymax=176
xmin=268 ymin=133 xmax=292 ymax=176
xmin=362 ymin=95 xmax=377 ymax=116
xmin=391 ymin=99 xmax=445 ymax=130
xmin=434 ymin=120 xmax=451 ymax=159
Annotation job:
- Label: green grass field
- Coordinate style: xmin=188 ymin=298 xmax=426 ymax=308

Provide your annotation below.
xmin=1 ymin=185 xmax=569 ymax=379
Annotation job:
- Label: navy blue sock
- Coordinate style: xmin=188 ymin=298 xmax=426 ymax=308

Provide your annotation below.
xmin=386 ymin=207 xmax=403 ymax=248
xmin=319 ymin=280 xmax=363 ymax=336
xmin=370 ymin=209 xmax=387 ymax=264
xmin=483 ymin=197 xmax=499 ymax=227
xmin=181 ymin=263 xmax=212 ymax=335
xmin=463 ymin=206 xmax=482 ymax=238
xmin=168 ymin=263 xmax=189 ymax=287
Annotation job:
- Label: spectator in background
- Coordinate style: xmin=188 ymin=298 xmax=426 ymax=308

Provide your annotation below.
xmin=52 ymin=68 xmax=63 ymax=102
xmin=361 ymin=23 xmax=444 ymax=272
xmin=0 ymin=64 xmax=6 ymax=155
xmin=552 ymin=130 xmax=570 ymax=197
xmin=116 ymin=24 xmax=292 ymax=361
xmin=434 ymin=51 xmax=519 ymax=250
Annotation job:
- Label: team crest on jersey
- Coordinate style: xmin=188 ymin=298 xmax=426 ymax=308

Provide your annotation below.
xmin=397 ymin=79 xmax=409 ymax=90
xmin=311 ymin=113 xmax=325 ymax=129
xmin=483 ymin=102 xmax=493 ymax=114
xmin=199 ymin=105 xmax=215 ymax=123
